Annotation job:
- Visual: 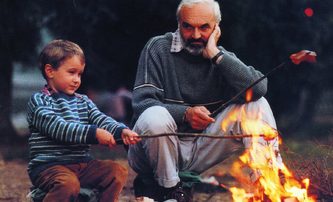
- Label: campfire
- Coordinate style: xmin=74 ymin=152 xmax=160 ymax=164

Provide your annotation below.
xmin=222 ymin=89 xmax=317 ymax=202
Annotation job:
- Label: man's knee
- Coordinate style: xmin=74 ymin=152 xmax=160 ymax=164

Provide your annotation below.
xmin=134 ymin=106 xmax=177 ymax=134
xmin=248 ymin=97 xmax=276 ymax=128
xmin=252 ymin=97 xmax=271 ymax=110
xmin=216 ymin=97 xmax=277 ymax=135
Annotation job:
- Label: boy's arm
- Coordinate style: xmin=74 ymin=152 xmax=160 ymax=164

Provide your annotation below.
xmin=85 ymin=97 xmax=140 ymax=145
xmin=27 ymin=93 xmax=99 ymax=144
xmin=86 ymin=97 xmax=128 ymax=140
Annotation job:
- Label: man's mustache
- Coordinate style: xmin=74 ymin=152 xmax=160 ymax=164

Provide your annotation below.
xmin=187 ymin=38 xmax=206 ymax=45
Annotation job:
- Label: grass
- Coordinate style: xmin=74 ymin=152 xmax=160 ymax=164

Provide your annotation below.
xmin=281 ymin=137 xmax=333 ymax=200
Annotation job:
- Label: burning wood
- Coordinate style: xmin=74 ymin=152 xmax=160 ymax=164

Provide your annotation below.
xmin=221 ymin=101 xmax=316 ymax=201
xmin=216 ymin=50 xmax=318 ymax=202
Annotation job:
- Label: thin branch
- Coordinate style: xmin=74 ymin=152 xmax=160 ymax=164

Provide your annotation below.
xmin=137 ymin=132 xmax=274 ymax=139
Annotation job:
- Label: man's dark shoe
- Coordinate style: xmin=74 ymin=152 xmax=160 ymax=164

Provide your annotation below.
xmin=134 ymin=176 xmax=193 ymax=202
xmin=163 ymin=182 xmax=193 ymax=202
xmin=133 ymin=175 xmax=164 ymax=201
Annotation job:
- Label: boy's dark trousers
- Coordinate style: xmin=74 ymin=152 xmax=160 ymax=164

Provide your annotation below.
xmin=33 ymin=159 xmax=127 ymax=202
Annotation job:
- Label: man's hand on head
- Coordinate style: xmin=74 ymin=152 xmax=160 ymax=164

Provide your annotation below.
xmin=202 ymin=23 xmax=221 ymax=59
xmin=185 ymin=106 xmax=215 ymax=130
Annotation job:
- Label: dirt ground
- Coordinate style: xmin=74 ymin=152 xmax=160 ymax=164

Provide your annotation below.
xmin=2 ymin=141 xmax=332 ymax=202
xmin=0 ymin=144 xmax=233 ymax=202
xmin=0 ymin=159 xmax=235 ymax=202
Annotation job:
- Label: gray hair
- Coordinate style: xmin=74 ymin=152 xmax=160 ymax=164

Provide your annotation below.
xmin=176 ymin=0 xmax=221 ymax=23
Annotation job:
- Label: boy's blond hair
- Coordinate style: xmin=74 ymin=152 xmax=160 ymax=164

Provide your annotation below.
xmin=39 ymin=39 xmax=85 ymax=79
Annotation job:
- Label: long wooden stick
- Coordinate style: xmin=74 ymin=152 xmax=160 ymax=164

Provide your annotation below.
xmin=136 ymin=132 xmax=274 ymax=139
xmin=116 ymin=132 xmax=278 ymax=144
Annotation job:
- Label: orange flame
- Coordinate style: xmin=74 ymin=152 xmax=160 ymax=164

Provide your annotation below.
xmin=246 ymin=88 xmax=253 ymax=102
xmin=221 ymin=104 xmax=278 ymax=140
xmin=221 ymin=105 xmax=316 ymax=202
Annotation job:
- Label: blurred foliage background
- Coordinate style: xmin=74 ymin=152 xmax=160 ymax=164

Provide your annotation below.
xmin=0 ymin=0 xmax=332 ymax=143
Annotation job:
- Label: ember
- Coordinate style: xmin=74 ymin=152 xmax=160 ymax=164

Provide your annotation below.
xmin=245 ymin=89 xmax=253 ymax=102
xmin=304 ymin=8 xmax=314 ymax=17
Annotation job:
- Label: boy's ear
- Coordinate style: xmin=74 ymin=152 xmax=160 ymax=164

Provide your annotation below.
xmin=45 ymin=64 xmax=54 ymax=79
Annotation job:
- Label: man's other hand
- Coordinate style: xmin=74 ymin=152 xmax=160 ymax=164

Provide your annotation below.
xmin=185 ymin=106 xmax=215 ymax=130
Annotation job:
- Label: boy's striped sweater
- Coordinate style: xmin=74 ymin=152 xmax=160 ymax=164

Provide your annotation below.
xmin=27 ymin=87 xmax=127 ymax=181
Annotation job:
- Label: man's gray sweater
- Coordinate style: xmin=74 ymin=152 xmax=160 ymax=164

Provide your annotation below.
xmin=132 ymin=32 xmax=267 ymax=128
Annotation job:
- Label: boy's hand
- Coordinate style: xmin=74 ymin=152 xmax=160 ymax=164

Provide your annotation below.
xmin=121 ymin=128 xmax=141 ymax=145
xmin=96 ymin=128 xmax=116 ymax=148
xmin=202 ymin=23 xmax=221 ymax=59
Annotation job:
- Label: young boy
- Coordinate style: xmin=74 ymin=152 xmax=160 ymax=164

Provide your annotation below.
xmin=27 ymin=39 xmax=140 ymax=202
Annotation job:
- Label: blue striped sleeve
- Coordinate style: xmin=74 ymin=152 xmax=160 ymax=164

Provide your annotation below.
xmin=28 ymin=93 xmax=98 ymax=144
xmin=85 ymin=96 xmax=128 ymax=140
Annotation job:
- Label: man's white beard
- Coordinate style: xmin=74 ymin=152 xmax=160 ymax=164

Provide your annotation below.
xmin=180 ymin=32 xmax=205 ymax=56
xmin=184 ymin=45 xmax=204 ymax=56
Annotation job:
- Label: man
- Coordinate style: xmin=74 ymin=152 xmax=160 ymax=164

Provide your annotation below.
xmin=128 ymin=0 xmax=282 ymax=201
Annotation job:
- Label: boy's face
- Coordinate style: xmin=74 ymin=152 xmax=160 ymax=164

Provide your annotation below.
xmin=46 ymin=55 xmax=85 ymax=95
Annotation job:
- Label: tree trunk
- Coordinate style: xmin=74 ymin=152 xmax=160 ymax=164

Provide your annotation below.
xmin=0 ymin=58 xmax=18 ymax=143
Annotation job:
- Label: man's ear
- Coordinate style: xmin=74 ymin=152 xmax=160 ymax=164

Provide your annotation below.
xmin=45 ymin=64 xmax=54 ymax=79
